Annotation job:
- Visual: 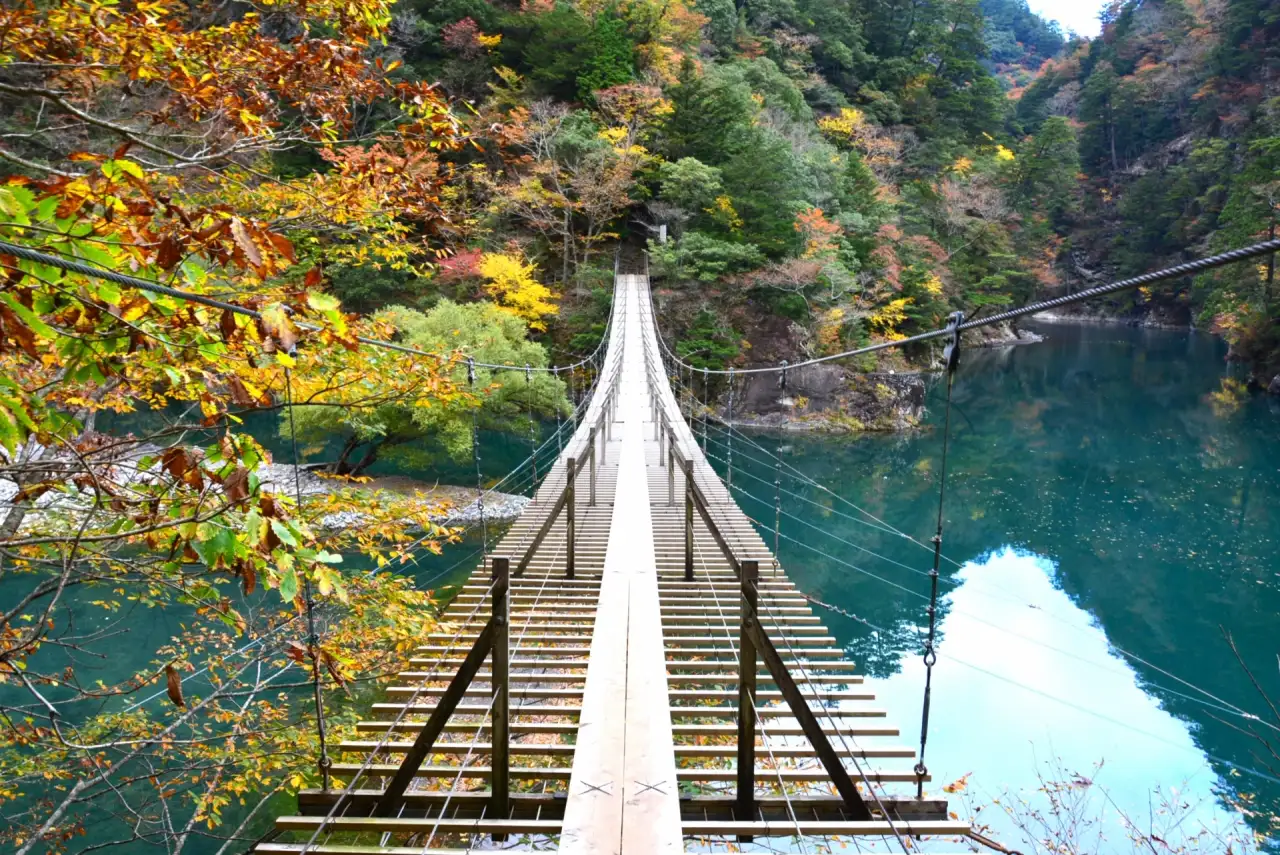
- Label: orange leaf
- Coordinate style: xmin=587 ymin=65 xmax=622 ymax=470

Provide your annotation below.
xmin=165 ymin=664 xmax=185 ymax=708
xmin=229 ymin=218 xmax=263 ymax=270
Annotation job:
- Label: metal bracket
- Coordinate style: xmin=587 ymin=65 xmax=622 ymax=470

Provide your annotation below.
xmin=942 ymin=311 xmax=964 ymax=374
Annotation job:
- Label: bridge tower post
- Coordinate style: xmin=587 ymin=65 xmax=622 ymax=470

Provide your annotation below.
xmin=684 ymin=458 xmax=694 ymax=580
xmin=566 ymin=458 xmax=577 ymax=578
xmin=736 ymin=558 xmax=760 ymax=833
xmin=491 ymin=555 xmax=510 ymax=827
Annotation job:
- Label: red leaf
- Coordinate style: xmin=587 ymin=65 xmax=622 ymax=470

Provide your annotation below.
xmin=224 ymin=465 xmax=250 ymax=503
xmin=266 ymin=231 xmax=295 ymax=263
xmin=227 ymin=377 xmax=256 ymax=407
xmin=161 ymin=447 xmax=190 ymax=479
xmin=165 ymin=664 xmax=185 ymax=708
xmin=219 ymin=309 xmax=237 ymax=343
xmin=229 ymin=218 xmax=263 ymax=270
xmin=156 ymin=236 xmax=183 ymax=270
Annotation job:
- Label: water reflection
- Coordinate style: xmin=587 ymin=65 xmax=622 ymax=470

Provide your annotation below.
xmin=872 ymin=547 xmax=1256 ymax=851
xmin=714 ymin=321 xmax=1280 ymax=850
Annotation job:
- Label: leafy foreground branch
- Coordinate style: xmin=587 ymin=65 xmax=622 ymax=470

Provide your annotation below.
xmin=0 ymin=1 xmax=518 ymax=851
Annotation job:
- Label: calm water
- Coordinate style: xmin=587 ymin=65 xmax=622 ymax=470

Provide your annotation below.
xmin=712 ymin=322 xmax=1280 ymax=850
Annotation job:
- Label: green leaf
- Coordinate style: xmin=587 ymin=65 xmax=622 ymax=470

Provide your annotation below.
xmin=0 ymin=186 xmax=33 ymax=224
xmin=278 ymin=566 xmax=299 ymax=602
xmin=244 ymin=509 xmax=265 ymax=546
xmin=306 ymin=292 xmax=341 ymax=312
xmin=192 ymin=526 xmax=236 ymax=568
xmin=270 ymin=519 xmax=298 ymax=547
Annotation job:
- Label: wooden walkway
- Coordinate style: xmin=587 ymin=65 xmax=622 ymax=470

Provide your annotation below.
xmin=257 ymin=275 xmax=970 ymax=853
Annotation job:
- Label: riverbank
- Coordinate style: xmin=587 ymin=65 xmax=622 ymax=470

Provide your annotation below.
xmin=0 ymin=460 xmax=528 ymax=539
xmin=1032 ymin=308 xmax=1195 ymax=330
xmin=259 ymin=466 xmax=529 ymax=529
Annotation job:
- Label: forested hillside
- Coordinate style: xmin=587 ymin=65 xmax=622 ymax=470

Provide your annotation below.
xmin=316 ymin=0 xmax=1280 ymax=384
xmin=1017 ymin=0 xmax=1280 ymax=379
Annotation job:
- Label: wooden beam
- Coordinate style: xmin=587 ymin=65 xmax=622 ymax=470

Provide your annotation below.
xmin=371 ymin=616 xmax=494 ymax=817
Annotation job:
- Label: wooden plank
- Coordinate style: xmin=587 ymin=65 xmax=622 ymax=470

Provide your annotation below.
xmin=676 ymin=768 xmax=925 ymax=783
xmin=682 ymin=820 xmax=969 ymax=836
xmin=619 ymin=340 xmax=683 ymax=855
xmin=329 ymin=763 xmax=572 ymax=779
xmin=559 ymin=283 xmax=632 ymax=855
xmin=274 ymin=816 xmax=563 ymax=834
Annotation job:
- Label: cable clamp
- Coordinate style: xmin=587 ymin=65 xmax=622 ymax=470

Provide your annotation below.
xmin=942 ymin=311 xmax=964 ymax=374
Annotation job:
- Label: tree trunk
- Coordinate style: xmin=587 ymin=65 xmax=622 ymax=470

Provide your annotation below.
xmin=330 ymin=435 xmax=361 ymax=476
xmin=349 ymin=442 xmax=381 ymax=478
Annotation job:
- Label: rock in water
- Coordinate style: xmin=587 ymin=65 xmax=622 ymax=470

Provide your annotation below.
xmin=1268 ymin=375 xmax=1280 ymax=396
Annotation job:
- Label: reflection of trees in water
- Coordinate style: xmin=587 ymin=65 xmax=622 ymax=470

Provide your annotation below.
xmin=726 ymin=322 xmax=1280 ymax=831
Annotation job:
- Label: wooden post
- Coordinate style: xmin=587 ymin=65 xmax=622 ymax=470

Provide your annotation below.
xmin=737 ymin=559 xmax=759 ymax=830
xmin=491 ymin=556 xmax=510 ymax=826
xmin=566 ymin=458 xmax=576 ymax=579
xmin=744 ymin=611 xmax=874 ymax=821
xmin=586 ymin=430 xmax=596 ymax=511
xmin=600 ymin=409 xmax=608 ymax=465
xmin=667 ymin=444 xmax=675 ymax=506
xmin=684 ymin=458 xmax=694 ymax=581
xmin=659 ymin=419 xmax=665 ymax=464
xmin=373 ymin=618 xmax=496 ymax=817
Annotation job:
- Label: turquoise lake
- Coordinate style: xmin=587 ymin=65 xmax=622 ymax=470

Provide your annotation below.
xmin=697 ymin=321 xmax=1280 ymax=851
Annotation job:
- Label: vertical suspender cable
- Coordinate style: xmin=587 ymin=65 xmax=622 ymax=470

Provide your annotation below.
xmin=702 ymin=367 xmax=709 ymax=453
xmin=468 ymin=359 xmax=489 ymax=555
xmin=285 ymin=362 xmax=331 ymax=791
xmin=773 ymin=459 xmax=782 ymax=577
xmin=774 ymin=364 xmax=786 ymax=575
xmin=569 ymin=365 xmax=579 ymax=430
xmin=525 ymin=363 xmax=537 ymax=485
xmin=915 ymin=310 xmax=963 ymax=799
xmin=553 ymin=366 xmax=563 ymax=456
xmin=726 ymin=367 xmax=735 ymax=490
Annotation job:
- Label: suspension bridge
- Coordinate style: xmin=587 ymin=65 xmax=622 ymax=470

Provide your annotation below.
xmin=252 ymin=271 xmax=972 ymax=854
xmin=5 ymin=234 xmax=1277 ymax=854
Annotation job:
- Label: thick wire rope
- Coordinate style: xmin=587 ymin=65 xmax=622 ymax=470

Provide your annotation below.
xmin=699 ymin=428 xmax=1280 ymax=731
xmin=646 ymin=238 xmax=1280 ymax=376
xmin=0 ymin=239 xmax=615 ymax=373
